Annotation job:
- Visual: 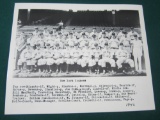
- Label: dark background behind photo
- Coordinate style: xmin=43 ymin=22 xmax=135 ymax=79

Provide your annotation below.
xmin=18 ymin=9 xmax=140 ymax=27
xmin=0 ymin=0 xmax=160 ymax=120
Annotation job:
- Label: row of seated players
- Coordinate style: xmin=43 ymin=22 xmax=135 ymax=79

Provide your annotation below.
xmin=17 ymin=34 xmax=141 ymax=74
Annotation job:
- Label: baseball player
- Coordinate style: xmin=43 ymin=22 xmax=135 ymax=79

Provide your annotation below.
xmin=43 ymin=27 xmax=49 ymax=38
xmin=108 ymin=28 xmax=117 ymax=39
xmin=89 ymin=34 xmax=99 ymax=49
xmin=71 ymin=28 xmax=79 ymax=38
xmin=36 ymin=33 xmax=46 ymax=49
xmin=54 ymin=32 xmax=64 ymax=49
xmin=53 ymin=43 xmax=62 ymax=74
xmin=17 ymin=20 xmax=22 ymax=28
xmin=117 ymin=28 xmax=125 ymax=40
xmin=115 ymin=43 xmax=135 ymax=73
xmin=92 ymin=43 xmax=101 ymax=74
xmin=73 ymin=43 xmax=81 ymax=72
xmin=43 ymin=43 xmax=54 ymax=73
xmin=88 ymin=52 xmax=96 ymax=74
xmin=32 ymin=43 xmax=43 ymax=73
xmin=99 ymin=43 xmax=116 ymax=74
xmin=127 ymin=27 xmax=139 ymax=40
xmin=81 ymin=43 xmax=90 ymax=72
xmin=120 ymin=31 xmax=132 ymax=54
xmin=27 ymin=33 xmax=36 ymax=49
xmin=79 ymin=32 xmax=88 ymax=48
xmin=18 ymin=43 xmax=33 ymax=73
xmin=52 ymin=27 xmax=57 ymax=37
xmin=36 ymin=47 xmax=46 ymax=75
xmin=98 ymin=28 xmax=109 ymax=39
xmin=45 ymin=31 xmax=55 ymax=49
xmin=32 ymin=27 xmax=40 ymax=38
xmin=79 ymin=27 xmax=89 ymax=38
xmin=131 ymin=34 xmax=143 ymax=72
xmin=15 ymin=32 xmax=27 ymax=70
xmin=69 ymin=44 xmax=76 ymax=72
xmin=89 ymin=27 xmax=98 ymax=38
xmin=57 ymin=21 xmax=63 ymax=30
xmin=99 ymin=32 xmax=109 ymax=49
xmin=55 ymin=21 xmax=64 ymax=32
xmin=63 ymin=44 xmax=71 ymax=74
xmin=80 ymin=56 xmax=88 ymax=72
xmin=66 ymin=32 xmax=76 ymax=47
xmin=108 ymin=32 xmax=120 ymax=54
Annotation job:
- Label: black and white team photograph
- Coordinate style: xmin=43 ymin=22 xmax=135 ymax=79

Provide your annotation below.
xmin=13 ymin=8 xmax=146 ymax=77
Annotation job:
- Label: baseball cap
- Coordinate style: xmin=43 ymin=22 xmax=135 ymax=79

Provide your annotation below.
xmin=36 ymin=43 xmax=40 ymax=46
xmin=112 ymin=32 xmax=116 ymax=36
xmin=102 ymin=32 xmax=106 ymax=34
xmin=104 ymin=42 xmax=108 ymax=46
xmin=120 ymin=27 xmax=123 ymax=30
xmin=69 ymin=32 xmax=73 ymax=35
xmin=111 ymin=28 xmax=114 ymax=30
xmin=46 ymin=43 xmax=50 ymax=46
xmin=120 ymin=43 xmax=123 ymax=46
xmin=94 ymin=43 xmax=98 ymax=47
xmin=139 ymin=37 xmax=142 ymax=40
xmin=39 ymin=33 xmax=43 ymax=36
xmin=74 ymin=42 xmax=79 ymax=46
xmin=55 ymin=43 xmax=59 ymax=47
xmin=49 ymin=31 xmax=53 ymax=34
xmin=82 ymin=32 xmax=86 ymax=35
xmin=122 ymin=31 xmax=127 ymax=34
xmin=92 ymin=34 xmax=96 ymax=38
xmin=26 ymin=43 xmax=30 ymax=46
xmin=134 ymin=34 xmax=137 ymax=37
xmin=65 ymin=43 xmax=69 ymax=46
xmin=85 ymin=42 xmax=89 ymax=46
xmin=58 ymin=32 xmax=62 ymax=35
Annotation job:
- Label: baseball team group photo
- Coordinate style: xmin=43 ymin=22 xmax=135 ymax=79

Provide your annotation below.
xmin=13 ymin=8 xmax=146 ymax=77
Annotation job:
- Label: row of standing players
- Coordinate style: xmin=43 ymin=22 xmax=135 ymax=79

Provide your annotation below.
xmin=16 ymin=27 xmax=143 ymax=75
